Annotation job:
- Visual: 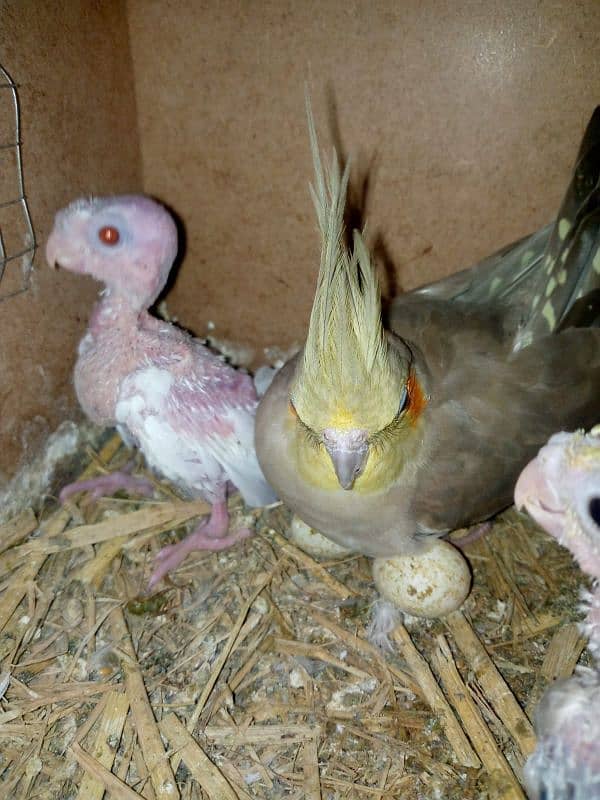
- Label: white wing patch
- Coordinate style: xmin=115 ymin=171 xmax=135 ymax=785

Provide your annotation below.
xmin=115 ymin=365 xmax=276 ymax=507
xmin=115 ymin=366 xmax=224 ymax=497
xmin=207 ymin=406 xmax=277 ymax=507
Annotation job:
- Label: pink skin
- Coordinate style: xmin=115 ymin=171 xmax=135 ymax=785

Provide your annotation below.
xmin=514 ymin=430 xmax=600 ymax=580
xmin=524 ymin=668 xmax=600 ymax=800
xmin=46 ymin=195 xmax=177 ymax=313
xmin=515 ymin=428 xmax=600 ymax=651
xmin=516 ymin=430 xmax=600 ymax=797
xmin=59 ymin=472 xmax=155 ymax=504
xmin=148 ymin=499 xmax=252 ymax=589
xmin=46 ymin=195 xmax=275 ymax=588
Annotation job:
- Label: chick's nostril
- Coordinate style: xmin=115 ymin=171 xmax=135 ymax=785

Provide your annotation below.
xmin=589 ymin=497 xmax=600 ymax=527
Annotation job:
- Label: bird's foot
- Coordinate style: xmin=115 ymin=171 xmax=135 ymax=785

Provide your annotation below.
xmin=59 ymin=471 xmax=155 ymax=504
xmin=450 ymin=521 xmax=492 ymax=549
xmin=148 ymin=501 xmax=252 ymax=589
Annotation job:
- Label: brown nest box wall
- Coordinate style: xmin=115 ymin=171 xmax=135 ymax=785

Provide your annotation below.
xmin=0 ymin=1 xmax=141 ymax=483
xmin=0 ymin=0 xmax=599 ymax=483
xmin=128 ymin=0 xmax=600 ymax=351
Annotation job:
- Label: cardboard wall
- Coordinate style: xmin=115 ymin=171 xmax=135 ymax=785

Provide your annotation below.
xmin=1 ymin=0 xmax=599 ymax=483
xmin=0 ymin=1 xmax=141 ymax=482
xmin=128 ymin=0 xmax=600 ymax=354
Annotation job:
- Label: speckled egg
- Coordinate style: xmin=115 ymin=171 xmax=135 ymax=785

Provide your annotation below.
xmin=372 ymin=540 xmax=471 ymax=618
xmin=287 ymin=515 xmax=354 ymax=559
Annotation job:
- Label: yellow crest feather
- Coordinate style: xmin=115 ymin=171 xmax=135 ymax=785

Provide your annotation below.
xmin=292 ymin=98 xmax=407 ymax=432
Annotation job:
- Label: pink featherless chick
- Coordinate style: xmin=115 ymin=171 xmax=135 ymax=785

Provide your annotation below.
xmin=515 ymin=428 xmax=600 ymax=799
xmin=515 ymin=427 xmax=600 ymax=652
xmin=46 ymin=195 xmax=276 ymax=588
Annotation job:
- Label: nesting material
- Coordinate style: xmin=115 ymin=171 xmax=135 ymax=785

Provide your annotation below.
xmin=373 ymin=541 xmax=472 ymax=618
xmin=0 ymin=431 xmax=593 ymax=799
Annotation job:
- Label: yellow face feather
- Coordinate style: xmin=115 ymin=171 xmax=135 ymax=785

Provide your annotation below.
xmin=289 ymin=99 xmax=427 ymax=492
xmin=287 ymin=381 xmax=427 ymax=492
xmin=291 ymin=98 xmax=410 ymax=436
xmin=291 ymin=99 xmax=408 ymax=434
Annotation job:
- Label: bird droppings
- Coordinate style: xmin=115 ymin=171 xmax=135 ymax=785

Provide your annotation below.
xmin=0 ymin=429 xmax=594 ymax=799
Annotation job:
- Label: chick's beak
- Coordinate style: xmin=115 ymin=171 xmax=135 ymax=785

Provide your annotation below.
xmin=45 ymin=231 xmax=61 ymax=269
xmin=514 ymin=454 xmax=558 ymax=513
xmin=513 ymin=460 xmax=536 ymax=512
xmin=323 ymin=429 xmax=369 ymax=490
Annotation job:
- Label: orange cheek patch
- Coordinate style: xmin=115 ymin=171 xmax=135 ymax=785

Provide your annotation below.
xmin=407 ymin=373 xmax=427 ymax=425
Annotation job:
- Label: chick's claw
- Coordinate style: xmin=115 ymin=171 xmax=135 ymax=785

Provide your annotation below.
xmin=59 ymin=471 xmax=155 ymax=504
xmin=450 ymin=521 xmax=492 ymax=549
xmin=149 ymin=527 xmax=252 ymax=589
xmin=148 ymin=500 xmax=253 ymax=588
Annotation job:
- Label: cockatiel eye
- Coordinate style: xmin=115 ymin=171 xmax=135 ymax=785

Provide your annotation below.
xmin=288 ymin=399 xmax=322 ymax=446
xmin=288 ymin=387 xmax=409 ymax=444
xmin=98 ymin=225 xmax=121 ymax=245
xmin=365 ymin=384 xmax=414 ymax=452
xmin=89 ymin=214 xmax=130 ymax=251
xmin=379 ymin=385 xmax=409 ymax=431
xmin=288 ymin=399 xmax=299 ymax=420
xmin=398 ymin=386 xmax=408 ymax=415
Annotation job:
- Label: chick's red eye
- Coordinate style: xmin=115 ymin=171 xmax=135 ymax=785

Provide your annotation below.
xmin=98 ymin=225 xmax=120 ymax=245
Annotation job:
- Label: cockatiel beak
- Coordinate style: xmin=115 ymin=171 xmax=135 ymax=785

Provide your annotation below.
xmin=46 ymin=227 xmax=78 ymax=272
xmin=322 ymin=428 xmax=369 ymax=490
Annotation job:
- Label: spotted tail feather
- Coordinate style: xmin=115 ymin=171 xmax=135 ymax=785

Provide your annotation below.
xmin=513 ymin=107 xmax=600 ymax=349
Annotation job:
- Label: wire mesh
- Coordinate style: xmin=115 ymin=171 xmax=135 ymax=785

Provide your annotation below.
xmin=0 ymin=64 xmax=36 ymax=300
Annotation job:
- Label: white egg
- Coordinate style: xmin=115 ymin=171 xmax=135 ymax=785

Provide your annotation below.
xmin=372 ymin=540 xmax=471 ymax=618
xmin=287 ymin=515 xmax=354 ymax=558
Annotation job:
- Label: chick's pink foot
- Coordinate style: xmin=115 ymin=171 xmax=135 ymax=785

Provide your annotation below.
xmin=59 ymin=471 xmax=155 ymax=503
xmin=451 ymin=521 xmax=492 ymax=549
xmin=148 ymin=500 xmax=252 ymax=589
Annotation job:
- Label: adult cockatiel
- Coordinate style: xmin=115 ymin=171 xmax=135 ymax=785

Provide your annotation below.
xmin=46 ymin=195 xmax=276 ymax=588
xmin=256 ymin=105 xmax=600 ymax=586
xmin=515 ymin=429 xmax=600 ymax=799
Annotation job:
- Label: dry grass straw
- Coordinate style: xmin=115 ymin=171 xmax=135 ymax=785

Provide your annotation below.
xmin=0 ymin=433 xmax=591 ymax=798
